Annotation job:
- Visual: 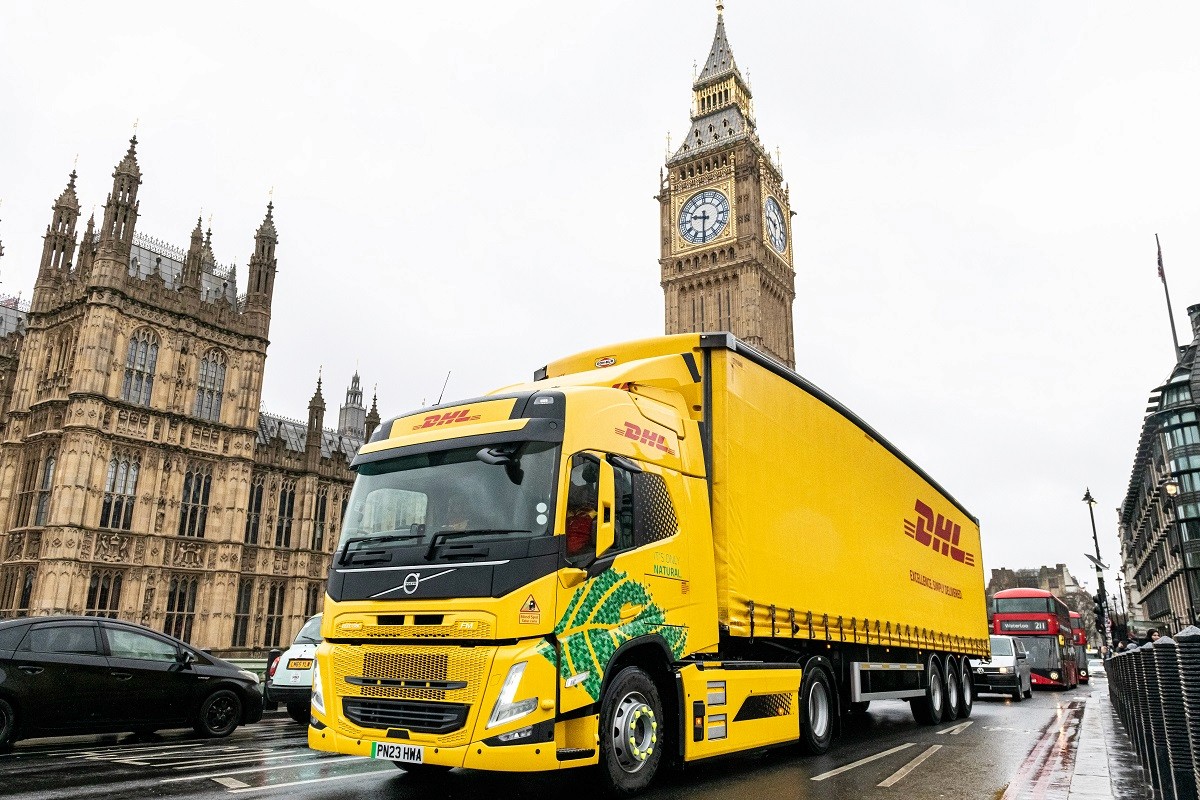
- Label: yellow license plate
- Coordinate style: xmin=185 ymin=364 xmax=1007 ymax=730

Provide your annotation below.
xmin=288 ymin=658 xmax=313 ymax=670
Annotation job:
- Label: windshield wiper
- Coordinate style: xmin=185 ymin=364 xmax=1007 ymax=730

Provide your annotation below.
xmin=338 ymin=532 xmax=423 ymax=566
xmin=425 ymin=529 xmax=530 ymax=560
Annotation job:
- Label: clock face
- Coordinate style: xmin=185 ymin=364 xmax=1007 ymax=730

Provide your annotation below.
xmin=765 ymin=196 xmax=787 ymax=253
xmin=679 ymin=190 xmax=730 ymax=245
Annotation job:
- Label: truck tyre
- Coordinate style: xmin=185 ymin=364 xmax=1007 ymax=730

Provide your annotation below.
xmin=598 ymin=667 xmax=664 ymax=796
xmin=798 ymin=668 xmax=834 ymax=754
xmin=909 ymin=658 xmax=945 ymax=725
xmin=943 ymin=657 xmax=961 ymax=722
xmin=286 ymin=702 xmax=310 ymax=724
xmin=0 ymin=698 xmax=15 ymax=751
xmin=955 ymin=657 xmax=974 ymax=719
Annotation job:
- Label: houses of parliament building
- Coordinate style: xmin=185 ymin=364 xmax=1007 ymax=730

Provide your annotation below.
xmin=0 ymin=4 xmax=795 ymax=655
xmin=0 ymin=138 xmax=379 ymax=654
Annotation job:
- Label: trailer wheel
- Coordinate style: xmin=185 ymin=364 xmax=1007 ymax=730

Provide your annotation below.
xmin=909 ymin=658 xmax=944 ymax=725
xmin=598 ymin=667 xmax=664 ymax=796
xmin=799 ymin=668 xmax=834 ymax=754
xmin=956 ymin=657 xmax=974 ymax=718
xmin=943 ymin=657 xmax=961 ymax=722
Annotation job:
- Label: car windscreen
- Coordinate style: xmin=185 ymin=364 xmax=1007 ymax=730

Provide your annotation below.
xmin=989 ymin=637 xmax=1014 ymax=656
xmin=294 ymin=615 xmax=322 ymax=644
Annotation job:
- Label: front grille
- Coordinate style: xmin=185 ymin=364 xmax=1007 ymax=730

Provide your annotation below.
xmin=343 ymin=698 xmax=469 ymax=734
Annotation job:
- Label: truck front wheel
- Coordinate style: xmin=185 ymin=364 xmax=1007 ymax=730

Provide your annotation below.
xmin=798 ymin=668 xmax=833 ymax=754
xmin=909 ymin=658 xmax=945 ymax=725
xmin=599 ymin=667 xmax=664 ymax=796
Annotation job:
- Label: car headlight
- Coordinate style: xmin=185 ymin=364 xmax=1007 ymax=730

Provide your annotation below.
xmin=239 ymin=669 xmax=259 ymax=684
xmin=311 ymin=659 xmax=325 ymax=715
xmin=998 ymin=667 xmax=1011 ymax=674
xmin=487 ymin=661 xmax=538 ymax=729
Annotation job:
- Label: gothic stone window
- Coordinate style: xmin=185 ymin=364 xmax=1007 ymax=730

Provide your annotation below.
xmin=85 ymin=569 xmax=124 ymax=618
xmin=275 ymin=480 xmax=296 ymax=548
xmin=100 ymin=450 xmax=140 ymax=530
xmin=231 ymin=577 xmax=254 ymax=647
xmin=264 ymin=581 xmax=286 ymax=647
xmin=163 ymin=573 xmax=199 ymax=643
xmin=121 ymin=328 xmax=160 ymax=406
xmin=0 ymin=566 xmax=35 ymax=619
xmin=178 ymin=461 xmax=212 ymax=538
xmin=313 ymin=486 xmax=329 ymax=551
xmin=193 ymin=349 xmax=227 ymax=422
xmin=304 ymin=582 xmax=322 ymax=618
xmin=15 ymin=446 xmax=55 ymax=528
xmin=245 ymin=474 xmax=265 ymax=544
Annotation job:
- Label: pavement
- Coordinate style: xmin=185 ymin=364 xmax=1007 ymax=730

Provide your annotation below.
xmin=1067 ymin=660 xmax=1149 ymax=800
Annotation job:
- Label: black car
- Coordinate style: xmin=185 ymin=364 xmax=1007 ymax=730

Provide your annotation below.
xmin=0 ymin=615 xmax=263 ymax=748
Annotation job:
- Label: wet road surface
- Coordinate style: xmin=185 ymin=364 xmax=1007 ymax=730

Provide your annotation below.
xmin=3 ymin=671 xmax=1130 ymax=800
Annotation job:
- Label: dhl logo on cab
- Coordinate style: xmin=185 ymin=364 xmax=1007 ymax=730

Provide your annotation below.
xmin=903 ymin=499 xmax=976 ymax=567
xmin=615 ymin=421 xmax=676 ymax=456
xmin=412 ymin=408 xmax=481 ymax=431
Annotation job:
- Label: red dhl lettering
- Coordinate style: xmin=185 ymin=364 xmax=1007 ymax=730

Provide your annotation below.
xmin=412 ymin=409 xmax=481 ymax=430
xmin=903 ymin=499 xmax=976 ymax=567
xmin=614 ymin=421 xmax=676 ymax=456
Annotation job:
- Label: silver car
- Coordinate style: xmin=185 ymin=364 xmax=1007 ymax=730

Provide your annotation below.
xmin=264 ymin=614 xmax=321 ymax=723
xmin=969 ymin=634 xmax=1033 ymax=701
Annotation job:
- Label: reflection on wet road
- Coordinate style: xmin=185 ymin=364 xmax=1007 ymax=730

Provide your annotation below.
xmin=3 ymin=669 xmax=1128 ymax=800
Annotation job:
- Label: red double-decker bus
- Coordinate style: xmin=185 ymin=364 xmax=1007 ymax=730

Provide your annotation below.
xmin=991 ymin=588 xmax=1079 ymax=689
xmin=1069 ymin=611 xmax=1089 ymax=684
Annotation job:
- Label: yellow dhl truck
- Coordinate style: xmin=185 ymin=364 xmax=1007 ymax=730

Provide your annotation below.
xmin=309 ymin=333 xmax=989 ymax=793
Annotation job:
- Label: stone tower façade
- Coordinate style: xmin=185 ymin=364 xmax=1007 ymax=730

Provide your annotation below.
xmin=0 ymin=140 xmax=382 ymax=654
xmin=658 ymin=5 xmax=796 ymax=367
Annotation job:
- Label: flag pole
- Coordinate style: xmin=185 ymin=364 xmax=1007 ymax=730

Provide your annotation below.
xmin=1157 ymin=233 xmax=1181 ymax=360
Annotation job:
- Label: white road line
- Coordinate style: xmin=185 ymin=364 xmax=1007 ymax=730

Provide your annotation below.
xmin=167 ymin=752 xmax=317 ymax=770
xmin=937 ymin=720 xmax=974 ymax=735
xmin=115 ymin=746 xmax=262 ymax=766
xmin=877 ymin=744 xmax=942 ymax=787
xmin=810 ymin=743 xmax=916 ymax=781
xmin=214 ymin=777 xmax=251 ymax=789
xmin=65 ymin=741 xmax=211 ymax=758
xmin=161 ymin=756 xmax=365 ymax=783
xmin=226 ymin=767 xmax=392 ymax=793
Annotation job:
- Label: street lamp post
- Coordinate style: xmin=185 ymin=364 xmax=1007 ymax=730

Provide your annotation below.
xmin=1163 ymin=477 xmax=1196 ymax=626
xmin=1083 ymin=488 xmax=1111 ymax=649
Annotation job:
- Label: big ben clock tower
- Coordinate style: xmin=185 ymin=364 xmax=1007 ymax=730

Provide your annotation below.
xmin=658 ymin=3 xmax=796 ymax=367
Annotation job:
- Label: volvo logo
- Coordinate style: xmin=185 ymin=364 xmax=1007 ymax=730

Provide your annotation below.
xmin=402 ymin=573 xmax=420 ymax=594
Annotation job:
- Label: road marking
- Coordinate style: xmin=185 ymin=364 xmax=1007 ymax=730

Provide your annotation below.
xmin=810 ymin=743 xmax=916 ymax=781
xmin=65 ymin=741 xmax=211 ymax=758
xmin=225 ymin=767 xmax=393 ymax=793
xmin=160 ymin=756 xmax=366 ymax=783
xmin=877 ymin=744 xmax=942 ymax=787
xmin=167 ymin=751 xmax=317 ymax=770
xmin=214 ymin=777 xmax=251 ymax=789
xmin=937 ymin=720 xmax=974 ymax=735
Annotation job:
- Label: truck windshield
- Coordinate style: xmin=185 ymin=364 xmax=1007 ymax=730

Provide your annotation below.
xmin=337 ymin=442 xmax=557 ymax=564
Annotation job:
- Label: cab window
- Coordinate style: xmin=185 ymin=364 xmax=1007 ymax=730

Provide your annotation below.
xmin=564 ymin=454 xmax=599 ymax=561
xmin=606 ymin=461 xmax=679 ymax=555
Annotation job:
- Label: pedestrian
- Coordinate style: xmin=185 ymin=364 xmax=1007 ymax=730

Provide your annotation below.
xmin=1149 ymin=629 xmax=1161 ymax=643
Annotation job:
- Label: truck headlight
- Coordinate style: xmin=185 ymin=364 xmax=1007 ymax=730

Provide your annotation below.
xmin=311 ymin=659 xmax=326 ymax=715
xmin=487 ymin=662 xmax=538 ymax=729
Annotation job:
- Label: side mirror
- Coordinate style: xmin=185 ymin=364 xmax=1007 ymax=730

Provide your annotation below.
xmin=175 ymin=649 xmax=196 ymax=665
xmin=1017 ymin=652 xmax=1027 ymax=660
xmin=595 ymin=459 xmax=615 ymax=557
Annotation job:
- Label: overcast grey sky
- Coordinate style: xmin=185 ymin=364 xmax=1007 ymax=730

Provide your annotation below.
xmin=3 ymin=2 xmax=1199 ymax=598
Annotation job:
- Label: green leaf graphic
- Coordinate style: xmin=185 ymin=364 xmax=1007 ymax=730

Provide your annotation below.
xmin=539 ymin=570 xmax=688 ymax=701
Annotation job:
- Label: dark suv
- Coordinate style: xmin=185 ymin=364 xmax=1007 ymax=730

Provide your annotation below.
xmin=0 ymin=615 xmax=263 ymax=749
